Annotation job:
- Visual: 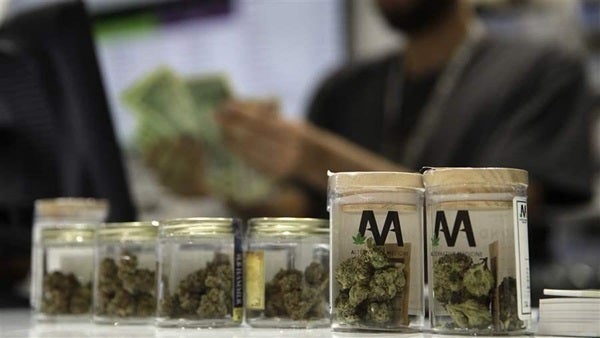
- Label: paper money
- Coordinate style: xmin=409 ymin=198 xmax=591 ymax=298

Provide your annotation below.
xmin=122 ymin=67 xmax=272 ymax=205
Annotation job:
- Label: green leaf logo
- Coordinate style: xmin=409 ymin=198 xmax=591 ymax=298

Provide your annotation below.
xmin=352 ymin=233 xmax=366 ymax=245
xmin=431 ymin=235 xmax=440 ymax=247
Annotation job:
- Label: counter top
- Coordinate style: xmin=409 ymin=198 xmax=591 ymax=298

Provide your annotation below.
xmin=0 ymin=309 xmax=560 ymax=338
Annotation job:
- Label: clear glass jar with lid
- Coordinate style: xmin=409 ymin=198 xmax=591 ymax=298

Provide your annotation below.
xmin=93 ymin=221 xmax=158 ymax=325
xmin=245 ymin=217 xmax=330 ymax=328
xmin=328 ymin=171 xmax=425 ymax=332
xmin=156 ymin=217 xmax=244 ymax=328
xmin=423 ymin=167 xmax=530 ymax=335
xmin=34 ymin=224 xmax=95 ymax=320
xmin=31 ymin=198 xmax=108 ymax=310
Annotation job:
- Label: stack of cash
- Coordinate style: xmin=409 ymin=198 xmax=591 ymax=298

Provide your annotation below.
xmin=122 ymin=67 xmax=272 ymax=205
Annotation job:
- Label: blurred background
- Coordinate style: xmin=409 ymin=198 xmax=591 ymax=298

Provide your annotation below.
xmin=1 ymin=0 xmax=599 ymax=307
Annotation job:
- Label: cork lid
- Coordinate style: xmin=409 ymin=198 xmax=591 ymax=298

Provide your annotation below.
xmin=422 ymin=167 xmax=528 ymax=187
xmin=34 ymin=198 xmax=108 ymax=218
xmin=328 ymin=171 xmax=423 ymax=191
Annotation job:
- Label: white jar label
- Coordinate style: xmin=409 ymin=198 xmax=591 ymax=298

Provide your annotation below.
xmin=513 ymin=196 xmax=531 ymax=319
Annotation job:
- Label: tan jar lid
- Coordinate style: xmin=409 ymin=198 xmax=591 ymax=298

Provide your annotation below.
xmin=35 ymin=198 xmax=108 ymax=218
xmin=422 ymin=167 xmax=528 ymax=187
xmin=328 ymin=171 xmax=423 ymax=191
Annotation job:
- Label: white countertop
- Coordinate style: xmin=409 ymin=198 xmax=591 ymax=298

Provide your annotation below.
xmin=0 ymin=309 xmax=561 ymax=338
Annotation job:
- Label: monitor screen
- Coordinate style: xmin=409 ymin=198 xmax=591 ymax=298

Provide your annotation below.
xmin=0 ymin=0 xmax=136 ymax=231
xmin=91 ymin=0 xmax=347 ymax=145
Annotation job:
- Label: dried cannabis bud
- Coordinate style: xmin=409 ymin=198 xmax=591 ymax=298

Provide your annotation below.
xmin=498 ymin=277 xmax=524 ymax=330
xmin=41 ymin=271 xmax=91 ymax=315
xmin=445 ymin=299 xmax=492 ymax=329
xmin=95 ymin=251 xmax=156 ymax=318
xmin=463 ymin=258 xmax=494 ymax=297
xmin=366 ymin=301 xmax=392 ymax=324
xmin=334 ymin=238 xmax=406 ymax=326
xmin=159 ymin=252 xmax=233 ymax=320
xmin=264 ymin=261 xmax=328 ymax=321
xmin=433 ymin=253 xmax=473 ymax=304
xmin=335 ymin=256 xmax=372 ymax=290
xmin=433 ymin=253 xmax=495 ymax=330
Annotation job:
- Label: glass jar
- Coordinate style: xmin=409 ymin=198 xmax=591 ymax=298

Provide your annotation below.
xmin=245 ymin=217 xmax=329 ymax=328
xmin=423 ymin=167 xmax=530 ymax=335
xmin=156 ymin=217 xmax=244 ymax=328
xmin=34 ymin=224 xmax=95 ymax=320
xmin=93 ymin=221 xmax=158 ymax=325
xmin=328 ymin=171 xmax=425 ymax=332
xmin=31 ymin=198 xmax=108 ymax=310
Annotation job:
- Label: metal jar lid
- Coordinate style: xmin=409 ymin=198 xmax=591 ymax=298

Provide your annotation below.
xmin=160 ymin=217 xmax=236 ymax=237
xmin=248 ymin=217 xmax=328 ymax=236
xmin=96 ymin=221 xmax=158 ymax=242
xmin=41 ymin=224 xmax=95 ymax=244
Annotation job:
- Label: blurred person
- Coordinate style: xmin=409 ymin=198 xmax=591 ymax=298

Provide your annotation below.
xmin=217 ymin=0 xmax=595 ymax=213
xmin=216 ymin=0 xmax=597 ymax=303
xmin=0 ymin=0 xmax=136 ymax=307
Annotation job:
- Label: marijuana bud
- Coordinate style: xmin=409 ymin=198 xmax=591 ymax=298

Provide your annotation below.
xmin=304 ymin=262 xmax=327 ymax=286
xmin=368 ymin=265 xmax=405 ymax=301
xmin=69 ymin=282 xmax=92 ymax=314
xmin=432 ymin=253 xmax=498 ymax=330
xmin=198 ymin=288 xmax=228 ymax=318
xmin=463 ymin=258 xmax=494 ymax=297
xmin=334 ymin=291 xmax=360 ymax=324
xmin=498 ymin=277 xmax=524 ymax=330
xmin=159 ymin=252 xmax=233 ymax=320
xmin=366 ymin=301 xmax=392 ymax=324
xmin=433 ymin=253 xmax=472 ymax=304
xmin=41 ymin=271 xmax=91 ymax=315
xmin=95 ymin=251 xmax=156 ymax=318
xmin=364 ymin=238 xmax=389 ymax=269
xmin=263 ymin=263 xmax=329 ymax=321
xmin=348 ymin=283 xmax=370 ymax=306
xmin=335 ymin=256 xmax=372 ymax=290
xmin=445 ymin=299 xmax=492 ymax=329
xmin=334 ymin=238 xmax=406 ymax=326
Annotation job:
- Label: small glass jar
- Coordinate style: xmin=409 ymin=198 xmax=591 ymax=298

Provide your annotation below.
xmin=328 ymin=171 xmax=425 ymax=332
xmin=156 ymin=217 xmax=244 ymax=328
xmin=31 ymin=198 xmax=108 ymax=311
xmin=423 ymin=167 xmax=531 ymax=335
xmin=93 ymin=221 xmax=158 ymax=325
xmin=245 ymin=217 xmax=329 ymax=328
xmin=34 ymin=224 xmax=95 ymax=320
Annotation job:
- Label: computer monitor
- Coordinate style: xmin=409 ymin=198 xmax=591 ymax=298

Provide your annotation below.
xmin=0 ymin=0 xmax=136 ymax=246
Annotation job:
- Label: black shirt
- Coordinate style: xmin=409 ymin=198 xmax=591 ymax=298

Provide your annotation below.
xmin=308 ymin=34 xmax=597 ymax=206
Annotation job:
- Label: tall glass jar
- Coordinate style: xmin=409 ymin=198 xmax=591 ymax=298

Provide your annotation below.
xmin=34 ymin=224 xmax=95 ymax=320
xmin=156 ymin=217 xmax=243 ymax=328
xmin=245 ymin=218 xmax=329 ymax=328
xmin=423 ymin=167 xmax=531 ymax=335
xmin=328 ymin=172 xmax=425 ymax=332
xmin=93 ymin=221 xmax=158 ymax=325
xmin=31 ymin=198 xmax=108 ymax=310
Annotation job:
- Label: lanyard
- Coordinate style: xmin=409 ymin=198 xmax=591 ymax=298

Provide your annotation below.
xmin=383 ymin=22 xmax=486 ymax=168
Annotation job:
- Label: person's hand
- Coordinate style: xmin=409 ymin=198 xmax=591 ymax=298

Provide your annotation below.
xmin=215 ymin=100 xmax=306 ymax=180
